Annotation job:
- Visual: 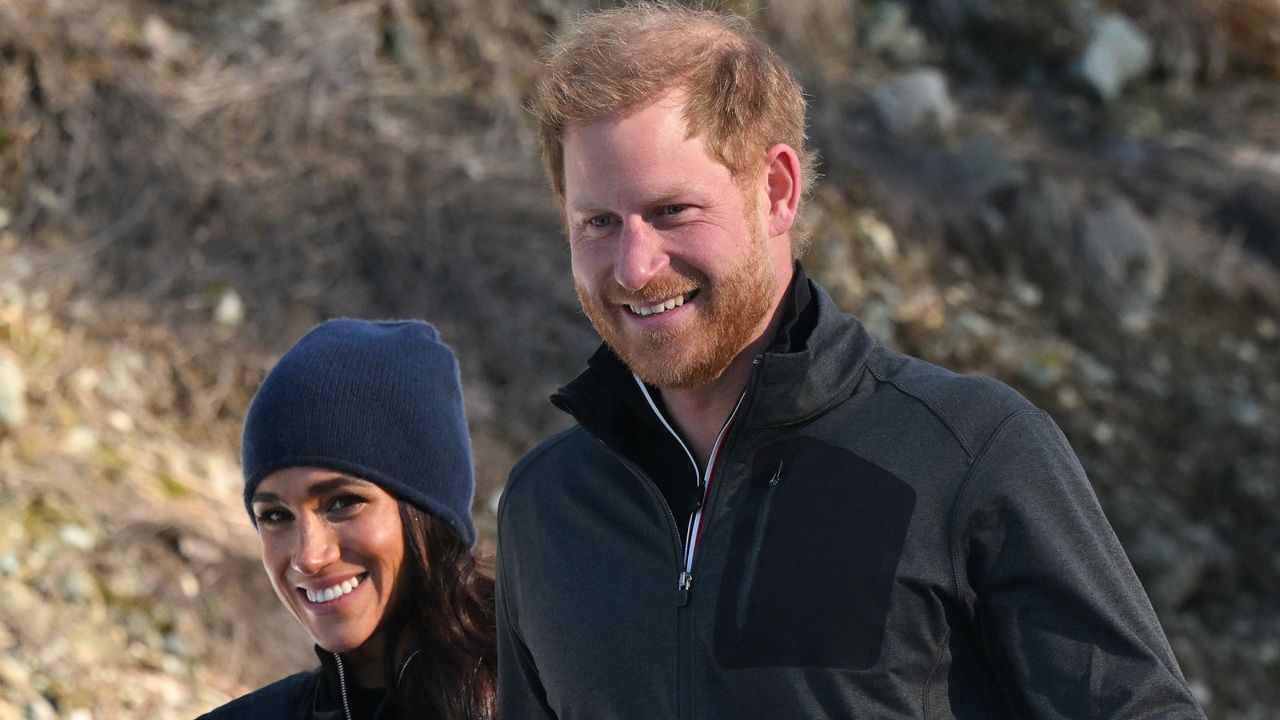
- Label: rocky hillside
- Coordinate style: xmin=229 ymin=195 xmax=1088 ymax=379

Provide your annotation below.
xmin=1 ymin=0 xmax=1277 ymax=717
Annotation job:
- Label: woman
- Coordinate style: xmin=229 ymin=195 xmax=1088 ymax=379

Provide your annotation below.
xmin=200 ymin=319 xmax=495 ymax=719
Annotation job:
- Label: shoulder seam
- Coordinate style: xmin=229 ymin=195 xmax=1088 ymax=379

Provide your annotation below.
xmin=865 ymin=351 xmax=978 ymax=460
xmin=498 ymin=425 xmax=582 ymax=528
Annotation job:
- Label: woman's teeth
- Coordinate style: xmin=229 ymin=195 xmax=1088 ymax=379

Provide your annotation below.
xmin=629 ymin=293 xmax=688 ymax=317
xmin=306 ymin=575 xmax=361 ymax=603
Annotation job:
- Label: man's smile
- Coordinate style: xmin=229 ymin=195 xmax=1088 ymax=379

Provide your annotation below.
xmin=626 ymin=289 xmax=699 ymax=317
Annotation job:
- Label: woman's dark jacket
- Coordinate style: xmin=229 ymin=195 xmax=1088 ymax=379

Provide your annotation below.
xmin=197 ymin=646 xmax=393 ymax=720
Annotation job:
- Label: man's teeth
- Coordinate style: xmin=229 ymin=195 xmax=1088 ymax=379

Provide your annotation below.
xmin=629 ymin=293 xmax=688 ymax=317
xmin=305 ymin=575 xmax=361 ymax=603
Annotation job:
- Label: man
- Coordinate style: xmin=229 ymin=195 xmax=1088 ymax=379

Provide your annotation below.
xmin=497 ymin=3 xmax=1207 ymax=719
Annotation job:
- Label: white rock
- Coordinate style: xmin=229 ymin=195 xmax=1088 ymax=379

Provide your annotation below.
xmin=142 ymin=14 xmax=191 ymax=66
xmin=869 ymin=68 xmax=956 ymax=138
xmin=855 ymin=211 xmax=899 ymax=261
xmin=59 ymin=524 xmax=95 ymax=551
xmin=0 ymin=351 xmax=26 ymax=429
xmin=107 ymin=409 xmax=135 ymax=433
xmin=63 ymin=426 xmax=99 ymax=456
xmin=1077 ymin=13 xmax=1153 ymax=101
xmin=214 ymin=288 xmax=244 ymax=327
xmin=863 ymin=2 xmax=926 ymax=65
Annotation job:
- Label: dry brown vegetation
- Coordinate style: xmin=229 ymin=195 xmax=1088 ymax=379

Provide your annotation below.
xmin=1 ymin=0 xmax=1278 ymax=717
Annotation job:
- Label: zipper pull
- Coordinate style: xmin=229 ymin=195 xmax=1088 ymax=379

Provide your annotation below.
xmin=677 ymin=571 xmax=693 ymax=607
xmin=769 ymin=461 xmax=784 ymax=486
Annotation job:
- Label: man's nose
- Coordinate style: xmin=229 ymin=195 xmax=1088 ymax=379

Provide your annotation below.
xmin=291 ymin=517 xmax=339 ymax=576
xmin=613 ymin=219 xmax=669 ymax=292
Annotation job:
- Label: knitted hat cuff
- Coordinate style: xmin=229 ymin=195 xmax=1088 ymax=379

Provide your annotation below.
xmin=243 ymin=455 xmax=476 ymax=545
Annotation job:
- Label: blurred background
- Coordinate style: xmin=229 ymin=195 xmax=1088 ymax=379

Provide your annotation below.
xmin=0 ymin=0 xmax=1277 ymax=716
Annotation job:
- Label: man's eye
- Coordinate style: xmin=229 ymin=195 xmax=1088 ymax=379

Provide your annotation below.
xmin=660 ymin=204 xmax=689 ymax=215
xmin=587 ymin=215 xmax=613 ymax=229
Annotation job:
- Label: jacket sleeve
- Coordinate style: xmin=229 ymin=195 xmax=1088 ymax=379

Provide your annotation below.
xmin=953 ymin=409 xmax=1206 ymax=719
xmin=496 ymin=516 xmax=558 ymax=720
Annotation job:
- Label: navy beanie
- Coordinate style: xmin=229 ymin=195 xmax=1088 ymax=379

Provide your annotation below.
xmin=241 ymin=319 xmax=477 ymax=546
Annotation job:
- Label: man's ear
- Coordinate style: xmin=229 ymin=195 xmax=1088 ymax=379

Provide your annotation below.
xmin=763 ymin=143 xmax=801 ymax=238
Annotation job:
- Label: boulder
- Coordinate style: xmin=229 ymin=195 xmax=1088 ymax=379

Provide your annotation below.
xmin=869 ymin=67 xmax=957 ymax=138
xmin=863 ymin=1 xmax=927 ymax=66
xmin=1075 ymin=197 xmax=1167 ymax=330
xmin=1076 ymin=13 xmax=1154 ymax=101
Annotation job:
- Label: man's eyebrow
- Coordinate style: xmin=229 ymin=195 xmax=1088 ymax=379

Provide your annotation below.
xmin=568 ymin=186 xmax=702 ymax=215
xmin=642 ymin=187 xmax=700 ymax=206
xmin=250 ymin=475 xmax=374 ymax=504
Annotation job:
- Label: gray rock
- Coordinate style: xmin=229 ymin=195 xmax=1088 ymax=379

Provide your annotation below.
xmin=870 ymin=68 xmax=956 ymax=138
xmin=940 ymin=137 xmax=1029 ymax=220
xmin=863 ymin=2 xmax=927 ymax=65
xmin=953 ymin=310 xmax=995 ymax=339
xmin=1076 ymin=197 xmax=1167 ymax=330
xmin=1229 ymin=397 xmax=1264 ymax=428
xmin=938 ymin=136 xmax=1029 ymax=256
xmin=1131 ymin=524 xmax=1232 ymax=611
xmin=859 ymin=297 xmax=898 ymax=349
xmin=1076 ymin=13 xmax=1153 ymax=101
xmin=1074 ymin=351 xmax=1117 ymax=388
xmin=0 ymin=351 xmax=25 ymax=429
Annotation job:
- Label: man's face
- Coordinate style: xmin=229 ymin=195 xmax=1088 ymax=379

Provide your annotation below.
xmin=562 ymin=93 xmax=791 ymax=388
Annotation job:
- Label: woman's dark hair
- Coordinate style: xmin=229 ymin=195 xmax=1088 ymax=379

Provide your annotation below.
xmin=382 ymin=501 xmax=496 ymax=719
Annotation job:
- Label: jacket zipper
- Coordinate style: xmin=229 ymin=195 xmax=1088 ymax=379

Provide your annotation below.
xmin=575 ymin=359 xmax=764 ymax=720
xmin=331 ymin=649 xmax=418 ymax=719
xmin=580 ymin=438 xmax=687 ymax=590
xmin=632 ymin=376 xmax=707 ymax=603
xmin=334 ymin=652 xmax=353 ymax=720
xmin=674 ymin=357 xmax=764 ymax=720
xmin=736 ymin=460 xmax=784 ymax=629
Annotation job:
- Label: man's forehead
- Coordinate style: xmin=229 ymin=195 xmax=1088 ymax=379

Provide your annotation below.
xmin=564 ymin=89 xmax=691 ymax=139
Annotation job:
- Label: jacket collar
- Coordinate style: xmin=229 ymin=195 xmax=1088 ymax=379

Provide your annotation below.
xmin=554 ymin=263 xmax=878 ymax=434
xmin=310 ymin=646 xmax=397 ymax=720
xmin=750 ymin=269 xmax=877 ymax=428
xmin=310 ymin=647 xmax=347 ymax=720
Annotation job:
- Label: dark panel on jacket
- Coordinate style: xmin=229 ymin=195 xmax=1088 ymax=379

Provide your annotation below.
xmin=714 ymin=436 xmax=916 ymax=669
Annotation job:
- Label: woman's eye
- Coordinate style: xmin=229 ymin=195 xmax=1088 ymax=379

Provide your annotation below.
xmin=328 ymin=494 xmax=367 ymax=514
xmin=255 ymin=508 xmax=291 ymax=525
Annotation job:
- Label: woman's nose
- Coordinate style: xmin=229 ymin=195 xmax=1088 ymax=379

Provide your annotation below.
xmin=290 ymin=518 xmax=339 ymax=576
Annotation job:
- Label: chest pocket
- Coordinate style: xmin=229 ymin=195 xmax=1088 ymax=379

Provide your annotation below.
xmin=713 ymin=436 xmax=916 ymax=670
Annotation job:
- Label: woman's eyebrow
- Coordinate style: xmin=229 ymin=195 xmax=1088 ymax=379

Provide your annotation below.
xmin=250 ymin=475 xmax=373 ymax=504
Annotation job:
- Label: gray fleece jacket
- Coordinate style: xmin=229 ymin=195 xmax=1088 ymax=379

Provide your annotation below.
xmin=496 ymin=269 xmax=1206 ymax=719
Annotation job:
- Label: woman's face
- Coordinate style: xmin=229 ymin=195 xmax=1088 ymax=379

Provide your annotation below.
xmin=251 ymin=467 xmax=406 ymax=659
